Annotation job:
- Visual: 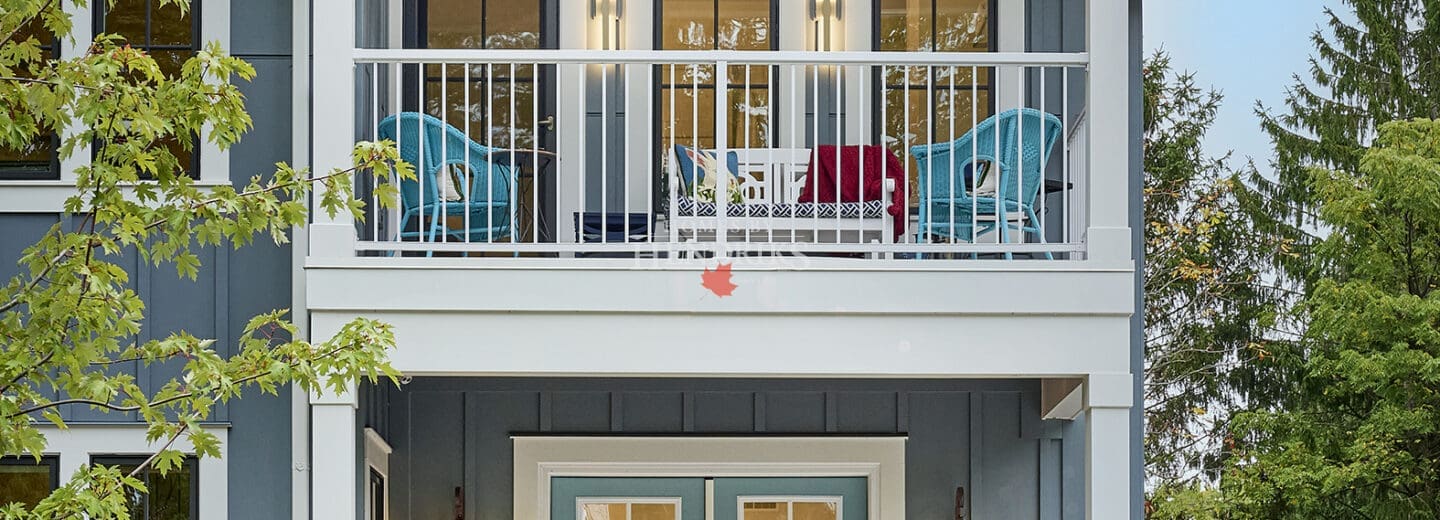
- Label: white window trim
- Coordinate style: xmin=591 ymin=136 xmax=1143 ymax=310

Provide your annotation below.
xmin=0 ymin=0 xmax=233 ymax=213
xmin=513 ymin=436 xmax=905 ymax=520
xmin=363 ymin=427 xmax=393 ymax=520
xmin=37 ymin=424 xmax=228 ymax=520
xmin=738 ymin=495 xmax=846 ymax=520
xmin=576 ymin=497 xmax=684 ymax=520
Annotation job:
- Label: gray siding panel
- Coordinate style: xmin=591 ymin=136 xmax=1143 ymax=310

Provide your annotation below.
xmin=230 ymin=0 xmax=293 ymax=55
xmin=224 ymin=48 xmax=295 ymax=519
xmin=375 ymin=378 xmax=1079 ymax=520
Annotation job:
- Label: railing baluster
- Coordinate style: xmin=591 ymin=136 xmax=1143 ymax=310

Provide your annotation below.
xmin=440 ymin=63 xmax=449 ymax=244
xmin=715 ymin=59 xmax=729 ymax=257
xmin=1062 ymin=66 xmax=1070 ymax=250
xmin=971 ymin=66 xmax=979 ymax=247
xmin=485 ymin=63 xmax=495 ymax=244
xmin=509 ymin=63 xmax=518 ymax=245
xmin=531 ymin=62 xmax=540 ymax=245
xmin=834 ymin=64 xmax=842 ymax=244
xmin=374 ymin=62 xmax=385 ymax=244
xmin=349 ymin=51 xmax=1088 ymax=259
xmin=417 ymin=62 xmax=426 ymax=244
xmin=600 ymin=60 xmax=609 ymax=244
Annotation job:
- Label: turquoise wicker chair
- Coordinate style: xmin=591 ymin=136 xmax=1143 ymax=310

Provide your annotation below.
xmin=377 ymin=112 xmax=514 ymax=248
xmin=910 ymin=108 xmax=1062 ymax=259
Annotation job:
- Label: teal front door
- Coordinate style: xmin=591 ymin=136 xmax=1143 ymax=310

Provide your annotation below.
xmin=551 ymin=477 xmax=867 ymax=520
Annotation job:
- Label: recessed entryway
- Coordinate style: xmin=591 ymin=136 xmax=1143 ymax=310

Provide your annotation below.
xmin=514 ymin=437 xmax=904 ymax=520
xmin=552 ymin=476 xmax=867 ymax=520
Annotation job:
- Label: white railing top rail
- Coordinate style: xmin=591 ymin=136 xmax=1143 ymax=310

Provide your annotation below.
xmin=352 ymin=48 xmax=1089 ymax=67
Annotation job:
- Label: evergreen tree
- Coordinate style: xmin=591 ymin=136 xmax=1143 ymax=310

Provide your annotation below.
xmin=1141 ymin=53 xmax=1290 ymax=499
xmin=1219 ymin=118 xmax=1440 ymax=519
xmin=1252 ymin=0 xmax=1440 ymax=287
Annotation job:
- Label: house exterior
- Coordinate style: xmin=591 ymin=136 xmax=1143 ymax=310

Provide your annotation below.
xmin=0 ymin=0 xmax=1144 ymax=519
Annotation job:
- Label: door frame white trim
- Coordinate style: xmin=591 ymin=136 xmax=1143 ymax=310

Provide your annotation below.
xmin=514 ymin=436 xmax=905 ymax=520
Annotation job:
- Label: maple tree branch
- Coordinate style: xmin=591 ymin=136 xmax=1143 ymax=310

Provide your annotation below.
xmin=141 ymin=163 xmax=369 ymax=233
xmin=0 ymin=0 xmax=57 ymax=48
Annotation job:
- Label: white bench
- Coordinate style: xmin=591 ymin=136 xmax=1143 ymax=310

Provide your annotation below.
xmin=666 ymin=148 xmax=896 ymax=246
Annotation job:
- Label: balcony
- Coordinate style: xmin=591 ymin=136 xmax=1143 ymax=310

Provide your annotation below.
xmin=301 ymin=1 xmax=1135 ymax=381
xmin=337 ymin=49 xmax=1094 ymax=261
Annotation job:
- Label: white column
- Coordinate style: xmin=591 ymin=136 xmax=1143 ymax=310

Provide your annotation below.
xmin=1085 ymin=373 xmax=1134 ymax=520
xmin=1084 ymin=0 xmax=1132 ymax=261
xmin=311 ymin=386 xmax=358 ymax=520
xmin=309 ymin=0 xmax=358 ymax=256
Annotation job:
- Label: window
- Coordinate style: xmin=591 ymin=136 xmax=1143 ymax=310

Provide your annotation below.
xmin=93 ymin=0 xmax=202 ymax=178
xmin=91 ymin=456 xmax=198 ymax=520
xmin=874 ymin=0 xmax=994 ymax=203
xmin=368 ymin=468 xmax=386 ymax=520
xmin=0 ymin=20 xmax=60 ymax=180
xmin=656 ymin=0 xmax=776 ymax=151
xmin=416 ymin=0 xmax=546 ymax=149
xmin=0 ymin=456 xmax=60 ymax=509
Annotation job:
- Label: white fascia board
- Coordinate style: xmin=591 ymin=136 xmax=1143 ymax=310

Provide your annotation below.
xmin=305 ymin=261 xmax=1134 ymax=316
xmin=312 ymin=310 xmax=1131 ymax=378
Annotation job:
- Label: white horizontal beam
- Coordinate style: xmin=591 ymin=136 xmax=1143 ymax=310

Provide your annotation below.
xmin=352 ymin=48 xmax=1089 ymax=66
xmin=306 ymin=263 xmax=1135 ymax=315
xmin=312 ymin=311 xmax=1132 ymax=378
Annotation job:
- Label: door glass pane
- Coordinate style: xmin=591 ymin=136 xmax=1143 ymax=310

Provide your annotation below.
xmin=579 ymin=502 xmax=678 ymax=520
xmin=741 ymin=502 xmax=788 ymax=520
xmin=631 ymin=503 xmax=678 ymax=520
xmin=791 ymin=502 xmax=839 ymax=520
xmin=582 ymin=503 xmax=629 ymax=520
xmin=741 ymin=500 xmax=840 ymax=520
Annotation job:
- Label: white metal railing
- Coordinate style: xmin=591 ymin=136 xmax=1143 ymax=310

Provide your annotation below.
xmin=349 ymin=49 xmax=1089 ymax=260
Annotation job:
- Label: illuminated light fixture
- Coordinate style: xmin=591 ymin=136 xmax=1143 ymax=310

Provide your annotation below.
xmin=589 ymin=0 xmax=624 ymax=20
xmin=808 ymin=0 xmax=842 ymax=20
xmin=589 ymin=0 xmax=624 ymax=50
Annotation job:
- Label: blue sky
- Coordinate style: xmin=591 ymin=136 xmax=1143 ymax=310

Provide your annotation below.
xmin=1143 ymin=0 xmax=1340 ymax=170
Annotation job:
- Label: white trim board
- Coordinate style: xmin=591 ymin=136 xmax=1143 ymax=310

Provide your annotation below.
xmin=513 ymin=436 xmax=905 ymax=520
xmin=36 ymin=424 xmax=229 ymax=520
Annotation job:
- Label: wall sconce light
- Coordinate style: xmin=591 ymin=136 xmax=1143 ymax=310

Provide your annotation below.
xmin=589 ymin=0 xmax=624 ymax=50
xmin=589 ymin=0 xmax=624 ymax=20
xmin=808 ymin=0 xmax=842 ymax=21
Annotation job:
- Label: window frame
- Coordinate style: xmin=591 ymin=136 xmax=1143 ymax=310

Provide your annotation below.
xmin=0 ymin=26 xmax=63 ymax=181
xmin=90 ymin=0 xmax=205 ymax=179
xmin=0 ymin=455 xmax=62 ymax=506
xmin=89 ymin=454 xmax=200 ymax=520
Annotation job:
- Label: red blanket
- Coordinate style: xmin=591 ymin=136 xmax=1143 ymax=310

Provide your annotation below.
xmin=799 ymin=145 xmax=908 ymax=240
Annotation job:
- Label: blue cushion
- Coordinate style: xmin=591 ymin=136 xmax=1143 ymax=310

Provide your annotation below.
xmin=674 ymin=144 xmax=741 ymax=190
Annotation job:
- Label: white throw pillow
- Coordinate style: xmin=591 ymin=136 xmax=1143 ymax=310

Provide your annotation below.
xmin=437 ymin=166 xmax=464 ymax=202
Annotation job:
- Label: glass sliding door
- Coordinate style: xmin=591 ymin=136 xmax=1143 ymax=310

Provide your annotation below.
xmin=656 ymin=0 xmax=776 ymax=152
xmin=874 ymin=0 xmax=994 ymax=204
xmin=419 ymin=0 xmax=550 ymax=150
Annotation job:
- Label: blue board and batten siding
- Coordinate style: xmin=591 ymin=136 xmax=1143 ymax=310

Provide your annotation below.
xmin=0 ymin=1 xmax=296 ymax=518
xmin=363 ymin=378 xmax=1087 ymax=520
